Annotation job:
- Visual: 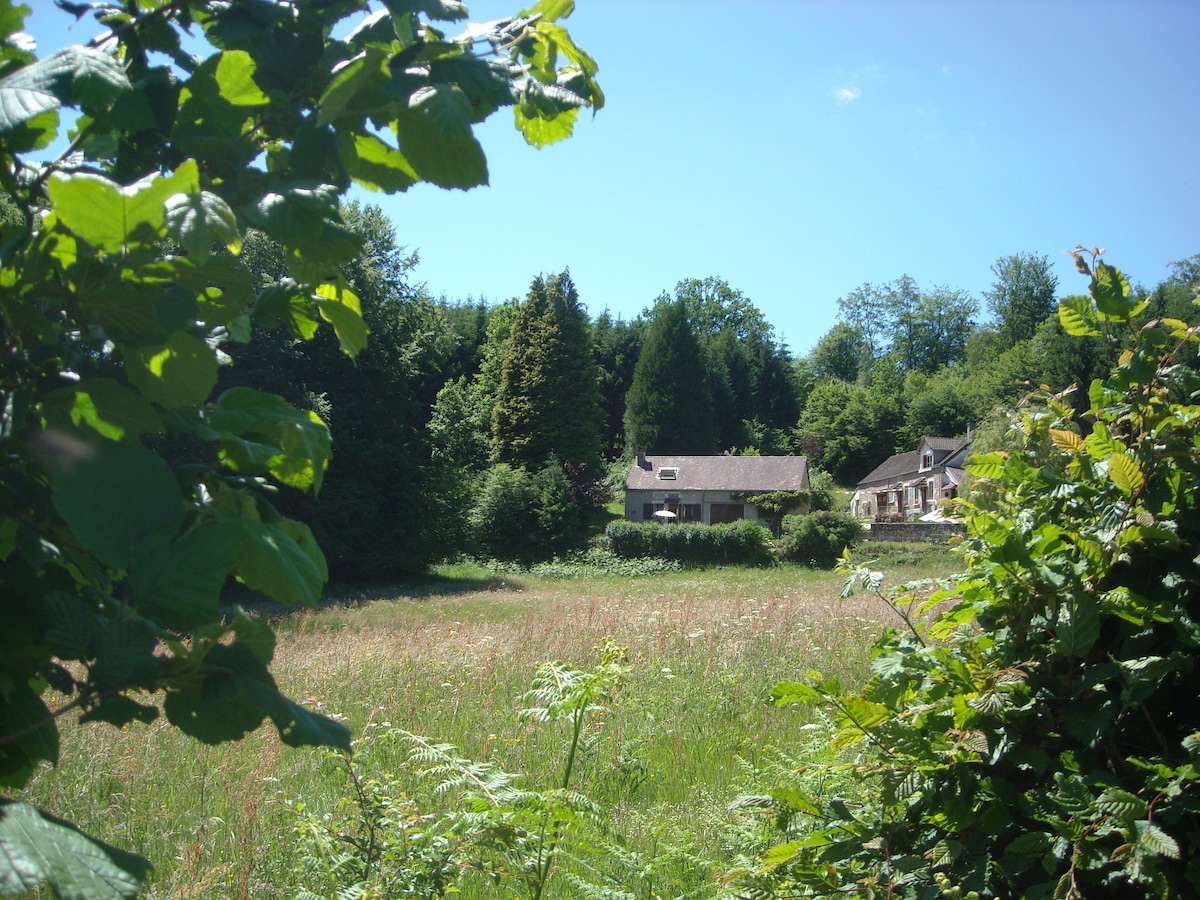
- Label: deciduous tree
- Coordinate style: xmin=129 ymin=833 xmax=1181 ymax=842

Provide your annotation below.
xmin=984 ymin=251 xmax=1059 ymax=344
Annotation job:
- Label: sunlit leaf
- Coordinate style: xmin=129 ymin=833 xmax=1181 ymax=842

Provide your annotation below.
xmin=1058 ymin=294 xmax=1102 ymax=337
xmin=0 ymin=46 xmax=129 ymax=134
xmin=164 ymin=189 xmax=240 ymax=263
xmin=314 ymin=282 xmax=369 ymax=357
xmin=393 ymin=84 xmax=487 ymax=189
xmin=124 ymin=332 xmax=218 ymax=407
xmin=233 ymin=519 xmax=325 ymax=607
xmin=1050 ymin=428 xmax=1084 ymax=454
xmin=1108 ymin=451 xmax=1145 ymax=496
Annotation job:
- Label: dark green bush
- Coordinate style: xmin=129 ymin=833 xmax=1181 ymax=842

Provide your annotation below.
xmin=777 ymin=510 xmax=863 ymax=567
xmin=605 ymin=520 xmax=772 ymax=566
xmin=469 ymin=460 xmax=583 ymax=565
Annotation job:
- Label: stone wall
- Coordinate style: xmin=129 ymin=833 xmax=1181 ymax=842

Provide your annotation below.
xmin=864 ymin=522 xmax=965 ymax=543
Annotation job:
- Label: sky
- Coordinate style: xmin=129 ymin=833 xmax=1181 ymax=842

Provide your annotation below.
xmin=23 ymin=0 xmax=1200 ymax=354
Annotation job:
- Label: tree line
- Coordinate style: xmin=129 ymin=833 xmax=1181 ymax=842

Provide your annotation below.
xmin=226 ymin=203 xmax=1199 ymax=577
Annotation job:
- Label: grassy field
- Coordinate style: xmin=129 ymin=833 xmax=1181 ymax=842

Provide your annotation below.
xmin=19 ymin=545 xmax=958 ymax=899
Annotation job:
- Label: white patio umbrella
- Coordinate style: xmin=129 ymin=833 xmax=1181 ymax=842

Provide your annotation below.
xmin=652 ymin=509 xmax=677 ymax=520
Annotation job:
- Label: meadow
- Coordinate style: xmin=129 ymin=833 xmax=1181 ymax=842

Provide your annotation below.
xmin=19 ymin=544 xmax=958 ymax=899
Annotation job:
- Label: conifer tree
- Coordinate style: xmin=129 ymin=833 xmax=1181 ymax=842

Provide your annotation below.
xmin=623 ymin=299 xmax=718 ymax=454
xmin=490 ymin=271 xmax=603 ymax=469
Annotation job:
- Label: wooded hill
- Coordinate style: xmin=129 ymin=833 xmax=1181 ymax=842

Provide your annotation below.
xmin=219 ymin=204 xmax=1200 ymax=577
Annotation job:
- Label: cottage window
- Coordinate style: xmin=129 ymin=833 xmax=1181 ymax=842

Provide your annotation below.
xmin=920 ymin=451 xmax=934 ymax=471
xmin=657 ymin=467 xmax=678 ymax=481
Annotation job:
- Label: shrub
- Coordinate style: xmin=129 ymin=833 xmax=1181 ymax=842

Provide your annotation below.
xmin=605 ymin=520 xmax=773 ymax=566
xmin=777 ymin=511 xmax=863 ymax=567
xmin=469 ymin=460 xmax=585 ymax=565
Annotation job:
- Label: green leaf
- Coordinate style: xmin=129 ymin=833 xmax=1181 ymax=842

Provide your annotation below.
xmin=164 ymin=190 xmax=240 ymax=263
xmin=162 ymin=643 xmax=271 ymax=744
xmin=381 ymin=0 xmax=468 ymax=20
xmin=340 ymin=131 xmax=419 ymax=193
xmin=1005 ymin=831 xmax=1053 ymax=858
xmin=49 ymin=439 xmax=183 ymax=569
xmin=0 ymin=516 xmax=16 ymax=561
xmin=1084 ymin=421 xmax=1122 ymax=461
xmin=1108 ymin=450 xmax=1145 ymax=496
xmin=233 ymin=519 xmax=325 ymax=607
xmin=967 ymin=451 xmax=1008 ymax=480
xmin=246 ymin=679 xmax=352 ymax=750
xmin=42 ymin=379 xmax=164 ymax=440
xmin=128 ymin=524 xmax=240 ymax=630
xmin=1055 ymin=594 xmax=1101 ymax=658
xmin=770 ymin=786 xmax=822 ymax=816
xmin=1091 ymin=261 xmax=1135 ymax=319
xmin=1058 ymin=294 xmax=1103 ymax=337
xmin=759 ymin=840 xmax=802 ymax=867
xmin=124 ymin=331 xmax=218 ymax=408
xmin=0 ymin=46 xmax=129 ymax=134
xmin=1136 ymin=822 xmax=1181 ymax=859
xmin=393 ymin=84 xmax=488 ymax=190
xmin=515 ymin=98 xmax=578 ymax=148
xmin=209 ymin=49 xmax=269 ymax=107
xmin=48 ymin=163 xmax=199 ymax=255
xmin=0 ymin=682 xmax=57 ymax=788
xmin=1096 ymin=787 xmax=1147 ymax=820
xmin=314 ymin=282 xmax=369 ymax=357
xmin=314 ymin=46 xmax=389 ymax=128
xmin=0 ymin=800 xmax=150 ymax=900
xmin=211 ymin=387 xmax=331 ymax=493
xmin=229 ymin=607 xmax=276 ymax=666
xmin=253 ymin=281 xmax=321 ymax=339
xmin=243 ymin=182 xmax=345 ymax=253
xmin=770 ymin=680 xmax=823 ymax=706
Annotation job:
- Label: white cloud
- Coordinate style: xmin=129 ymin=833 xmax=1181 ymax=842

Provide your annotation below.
xmin=834 ymin=85 xmax=862 ymax=106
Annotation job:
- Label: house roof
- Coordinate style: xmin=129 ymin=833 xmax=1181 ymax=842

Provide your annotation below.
xmin=626 ymin=455 xmax=810 ymax=493
xmin=856 ymin=436 xmax=972 ymax=489
xmin=857 ymin=450 xmax=922 ymax=487
xmin=922 ymin=435 xmax=971 ymax=456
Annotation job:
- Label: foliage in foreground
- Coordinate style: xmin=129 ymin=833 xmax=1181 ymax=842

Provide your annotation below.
xmin=288 ymin=642 xmax=700 ymax=900
xmin=0 ymin=0 xmax=600 ymax=895
xmin=732 ymin=254 xmax=1200 ymax=898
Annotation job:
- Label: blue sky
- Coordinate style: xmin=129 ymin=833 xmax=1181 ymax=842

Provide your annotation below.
xmin=24 ymin=0 xmax=1200 ymax=354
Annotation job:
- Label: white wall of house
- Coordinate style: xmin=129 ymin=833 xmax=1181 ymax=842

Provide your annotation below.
xmin=624 ymin=490 xmax=768 ymax=525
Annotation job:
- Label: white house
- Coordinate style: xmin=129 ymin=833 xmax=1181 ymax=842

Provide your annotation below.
xmin=624 ymin=453 xmax=810 ymax=525
xmin=851 ymin=436 xmax=971 ymax=521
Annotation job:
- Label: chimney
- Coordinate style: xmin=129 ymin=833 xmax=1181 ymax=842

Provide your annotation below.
xmin=636 ymin=449 xmax=649 ymax=469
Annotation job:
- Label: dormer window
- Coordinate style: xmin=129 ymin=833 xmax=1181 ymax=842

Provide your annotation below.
xmin=657 ymin=467 xmax=678 ymax=481
xmin=920 ymin=451 xmax=934 ymax=471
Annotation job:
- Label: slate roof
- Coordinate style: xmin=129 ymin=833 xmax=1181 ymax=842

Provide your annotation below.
xmin=856 ymin=436 xmax=972 ymax=487
xmin=626 ymin=455 xmax=810 ymax=493
xmin=923 ymin=436 xmax=971 ymax=454
xmin=857 ymin=450 xmax=923 ymax=486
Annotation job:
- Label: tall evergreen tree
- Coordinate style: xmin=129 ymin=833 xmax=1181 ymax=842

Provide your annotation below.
xmin=624 ymin=299 xmax=717 ymax=454
xmin=490 ymin=271 xmax=603 ymax=469
xmin=592 ymin=310 xmax=646 ymax=458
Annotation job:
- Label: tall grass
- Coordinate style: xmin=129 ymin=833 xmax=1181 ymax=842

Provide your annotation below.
xmin=18 ymin=550 xmax=957 ymax=898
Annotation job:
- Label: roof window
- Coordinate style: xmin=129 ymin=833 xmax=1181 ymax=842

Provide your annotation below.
xmin=657 ymin=467 xmax=678 ymax=481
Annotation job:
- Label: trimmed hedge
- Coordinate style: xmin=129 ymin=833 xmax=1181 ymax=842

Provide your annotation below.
xmin=777 ymin=510 xmax=864 ymax=567
xmin=605 ymin=520 xmax=773 ymax=566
